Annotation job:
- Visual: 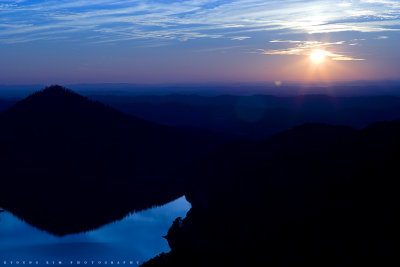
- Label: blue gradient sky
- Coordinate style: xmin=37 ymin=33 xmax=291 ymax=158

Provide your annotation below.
xmin=0 ymin=0 xmax=399 ymax=84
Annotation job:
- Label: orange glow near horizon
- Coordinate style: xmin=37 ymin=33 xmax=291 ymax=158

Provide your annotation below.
xmin=276 ymin=50 xmax=354 ymax=93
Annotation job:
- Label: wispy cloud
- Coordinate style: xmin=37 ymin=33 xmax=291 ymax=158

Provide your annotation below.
xmin=197 ymin=45 xmax=243 ymax=53
xmin=231 ymin=36 xmax=251 ymax=41
xmin=261 ymin=40 xmax=366 ymax=61
xmin=0 ymin=0 xmax=399 ymax=45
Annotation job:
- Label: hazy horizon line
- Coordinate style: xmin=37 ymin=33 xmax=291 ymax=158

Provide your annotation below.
xmin=1 ymin=79 xmax=400 ymax=88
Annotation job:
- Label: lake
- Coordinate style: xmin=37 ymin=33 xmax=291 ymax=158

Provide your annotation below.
xmin=0 ymin=196 xmax=191 ymax=266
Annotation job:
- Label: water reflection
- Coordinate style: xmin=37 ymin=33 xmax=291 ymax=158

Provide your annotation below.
xmin=0 ymin=196 xmax=191 ymax=265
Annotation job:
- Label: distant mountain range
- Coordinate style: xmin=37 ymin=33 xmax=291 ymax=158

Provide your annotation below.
xmin=89 ymin=94 xmax=400 ymax=139
xmin=1 ymin=80 xmax=400 ymax=98
xmin=4 ymin=92 xmax=400 ymax=139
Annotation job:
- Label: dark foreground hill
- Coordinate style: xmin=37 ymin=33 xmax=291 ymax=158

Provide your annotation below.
xmin=0 ymin=86 xmax=232 ymax=236
xmin=144 ymin=122 xmax=400 ymax=266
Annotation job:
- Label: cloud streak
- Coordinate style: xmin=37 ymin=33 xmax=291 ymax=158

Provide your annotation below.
xmin=261 ymin=40 xmax=366 ymax=61
xmin=0 ymin=0 xmax=399 ymax=45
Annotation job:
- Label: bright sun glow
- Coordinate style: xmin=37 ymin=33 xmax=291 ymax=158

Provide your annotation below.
xmin=311 ymin=50 xmax=326 ymax=64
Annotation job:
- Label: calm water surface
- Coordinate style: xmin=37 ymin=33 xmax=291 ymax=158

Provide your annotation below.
xmin=0 ymin=196 xmax=190 ymax=265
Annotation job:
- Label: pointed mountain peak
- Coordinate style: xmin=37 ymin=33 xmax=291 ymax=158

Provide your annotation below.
xmin=1 ymin=85 xmax=96 ymax=118
xmin=26 ymin=85 xmax=83 ymax=102
xmin=39 ymin=85 xmax=71 ymax=95
xmin=42 ymin=84 xmax=69 ymax=92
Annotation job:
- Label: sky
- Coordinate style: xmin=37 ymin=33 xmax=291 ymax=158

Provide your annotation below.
xmin=0 ymin=0 xmax=399 ymax=85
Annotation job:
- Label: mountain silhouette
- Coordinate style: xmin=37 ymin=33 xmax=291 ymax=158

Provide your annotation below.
xmin=144 ymin=122 xmax=400 ymax=267
xmin=1 ymin=86 xmax=398 ymax=265
xmin=0 ymin=85 xmax=231 ymax=236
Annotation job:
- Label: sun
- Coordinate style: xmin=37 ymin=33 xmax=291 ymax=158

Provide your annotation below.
xmin=310 ymin=50 xmax=326 ymax=64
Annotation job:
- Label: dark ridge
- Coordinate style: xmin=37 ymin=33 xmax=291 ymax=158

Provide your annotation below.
xmin=0 ymin=85 xmax=232 ymax=236
xmin=0 ymin=99 xmax=17 ymax=113
xmin=144 ymin=120 xmax=400 ymax=266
